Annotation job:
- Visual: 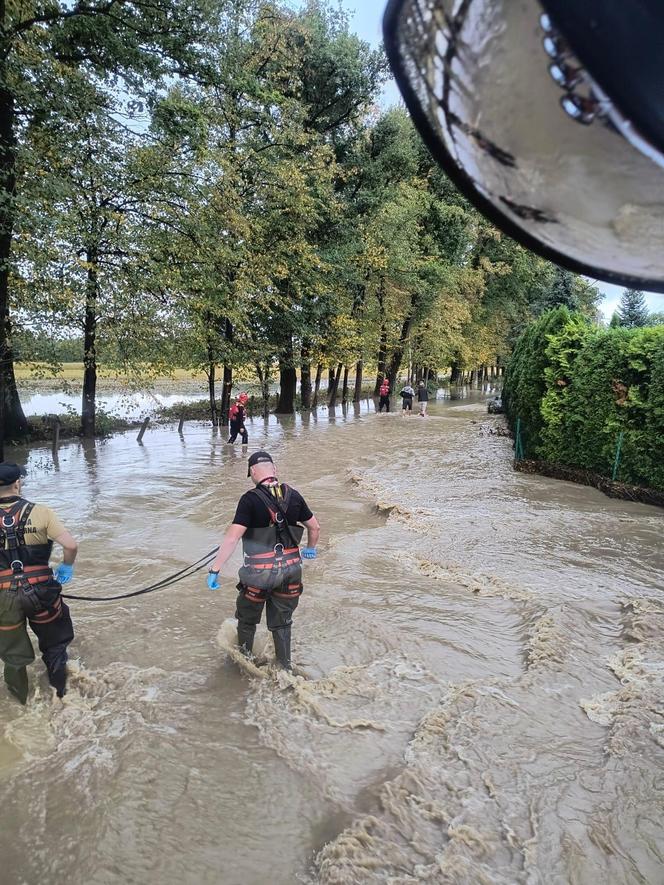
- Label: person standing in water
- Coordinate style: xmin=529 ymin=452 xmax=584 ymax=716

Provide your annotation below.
xmin=399 ymin=383 xmax=415 ymax=415
xmin=0 ymin=463 xmax=78 ymax=703
xmin=207 ymin=451 xmax=320 ymax=670
xmin=417 ymin=380 xmax=429 ymax=417
xmin=378 ymin=377 xmax=391 ymax=413
xmin=227 ymin=392 xmax=249 ymax=445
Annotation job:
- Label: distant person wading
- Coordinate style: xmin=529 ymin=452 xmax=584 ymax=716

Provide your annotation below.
xmin=0 ymin=463 xmax=78 ymax=704
xmin=378 ymin=378 xmax=391 ymax=413
xmin=417 ymin=380 xmax=429 ymax=416
xmin=207 ymin=452 xmax=320 ymax=670
xmin=228 ymin=392 xmax=249 ymax=445
xmin=400 ymin=383 xmax=415 ymax=415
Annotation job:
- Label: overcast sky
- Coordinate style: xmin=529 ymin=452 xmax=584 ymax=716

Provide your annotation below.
xmin=322 ymin=0 xmax=664 ymax=321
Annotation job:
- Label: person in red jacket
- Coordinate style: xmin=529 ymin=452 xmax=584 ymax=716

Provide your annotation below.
xmin=378 ymin=378 xmax=391 ymax=413
xmin=228 ymin=393 xmax=249 ymax=445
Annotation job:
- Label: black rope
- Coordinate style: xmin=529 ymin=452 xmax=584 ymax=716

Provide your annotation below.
xmin=61 ymin=547 xmax=219 ymax=602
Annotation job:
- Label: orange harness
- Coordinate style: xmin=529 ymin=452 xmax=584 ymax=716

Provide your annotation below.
xmin=0 ymin=500 xmax=53 ymax=591
xmin=0 ymin=498 xmax=59 ymax=619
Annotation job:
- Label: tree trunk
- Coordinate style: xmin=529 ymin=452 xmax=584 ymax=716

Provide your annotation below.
xmin=386 ymin=311 xmax=416 ymax=391
xmin=301 ymin=340 xmax=312 ymax=409
xmin=277 ymin=363 xmax=297 ymax=413
xmin=206 ymin=362 xmax=218 ymax=426
xmin=0 ymin=78 xmax=26 ymax=441
xmin=328 ymin=362 xmax=343 ymax=407
xmin=312 ymin=362 xmax=323 ymax=408
xmin=374 ymin=326 xmax=387 ymax=395
xmin=220 ymin=319 xmax=233 ymax=426
xmin=255 ymin=363 xmax=270 ymax=417
xmin=276 ymin=338 xmax=296 ymax=413
xmin=353 ymin=359 xmax=363 ymax=403
xmin=221 ymin=365 xmax=232 ymax=426
xmin=450 ymin=362 xmax=461 ymax=384
xmin=81 ymin=252 xmax=98 ymax=437
xmin=341 ymin=364 xmax=349 ymax=403
xmin=373 ymin=278 xmax=387 ymax=394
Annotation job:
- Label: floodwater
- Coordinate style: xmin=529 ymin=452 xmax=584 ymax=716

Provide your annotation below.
xmin=0 ymin=396 xmax=662 ymax=885
xmin=19 ymin=387 xmax=209 ymax=419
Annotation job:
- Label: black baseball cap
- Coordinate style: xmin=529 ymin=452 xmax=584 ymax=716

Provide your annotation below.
xmin=0 ymin=463 xmax=27 ymax=486
xmin=247 ymin=451 xmax=274 ymax=477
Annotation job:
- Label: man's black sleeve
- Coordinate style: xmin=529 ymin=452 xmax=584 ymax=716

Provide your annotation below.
xmin=295 ymin=491 xmax=314 ymax=523
xmin=232 ymin=492 xmax=256 ymax=527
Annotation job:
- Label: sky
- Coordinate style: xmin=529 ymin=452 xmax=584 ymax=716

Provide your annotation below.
xmin=332 ymin=0 xmax=664 ymax=321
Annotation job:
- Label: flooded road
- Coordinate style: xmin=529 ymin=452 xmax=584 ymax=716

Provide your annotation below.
xmin=1 ymin=396 xmax=662 ymax=884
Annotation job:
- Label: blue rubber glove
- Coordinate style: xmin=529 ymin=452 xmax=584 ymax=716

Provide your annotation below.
xmin=301 ymin=547 xmax=317 ymax=560
xmin=54 ymin=563 xmax=74 ymax=584
xmin=207 ymin=571 xmax=220 ymax=590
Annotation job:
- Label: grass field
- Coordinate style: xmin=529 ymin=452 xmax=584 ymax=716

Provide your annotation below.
xmin=14 ymin=363 xmax=211 ymax=383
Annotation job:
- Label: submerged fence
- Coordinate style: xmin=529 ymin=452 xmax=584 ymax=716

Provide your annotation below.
xmin=512 ymin=417 xmax=664 ymax=508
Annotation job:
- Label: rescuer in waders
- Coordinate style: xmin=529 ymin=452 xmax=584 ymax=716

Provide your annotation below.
xmin=207 ymin=451 xmax=320 ymax=670
xmin=378 ymin=378 xmax=391 ymax=413
xmin=0 ymin=463 xmax=78 ymax=704
xmin=227 ymin=392 xmax=249 ymax=445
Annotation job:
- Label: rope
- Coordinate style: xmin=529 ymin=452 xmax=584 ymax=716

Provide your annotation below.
xmin=61 ymin=547 xmax=218 ymax=602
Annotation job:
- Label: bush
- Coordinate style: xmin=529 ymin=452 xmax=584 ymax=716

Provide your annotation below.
xmin=504 ymin=312 xmax=664 ymax=490
xmin=502 ymin=306 xmax=573 ymax=455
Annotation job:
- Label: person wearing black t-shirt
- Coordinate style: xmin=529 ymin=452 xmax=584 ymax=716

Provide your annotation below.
xmin=206 ymin=451 xmax=320 ymax=670
xmin=417 ymin=380 xmax=429 ymax=416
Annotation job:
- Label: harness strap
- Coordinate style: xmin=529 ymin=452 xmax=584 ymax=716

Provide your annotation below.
xmin=245 ymin=557 xmax=301 ymax=570
xmin=0 ymin=565 xmax=54 ymax=591
xmin=0 ymin=499 xmax=52 ymax=593
xmin=1 ymin=500 xmax=29 ymax=576
xmin=243 ymin=582 xmax=302 ymax=602
xmin=244 ymin=547 xmax=300 ymax=561
xmin=251 ymin=483 xmax=300 ymax=549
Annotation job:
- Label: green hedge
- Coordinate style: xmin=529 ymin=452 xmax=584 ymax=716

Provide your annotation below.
xmin=503 ymin=311 xmax=664 ymax=491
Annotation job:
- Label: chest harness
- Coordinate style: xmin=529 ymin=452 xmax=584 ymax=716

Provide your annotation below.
xmin=0 ymin=497 xmax=58 ymax=618
xmin=239 ymin=481 xmax=304 ymax=602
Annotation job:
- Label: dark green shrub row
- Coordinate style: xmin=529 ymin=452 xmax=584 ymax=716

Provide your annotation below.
xmin=503 ymin=310 xmax=664 ymax=491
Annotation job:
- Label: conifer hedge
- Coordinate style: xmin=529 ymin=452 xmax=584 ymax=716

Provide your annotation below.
xmin=503 ymin=310 xmax=664 ymax=491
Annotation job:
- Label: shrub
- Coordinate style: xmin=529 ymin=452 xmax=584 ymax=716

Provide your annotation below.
xmin=504 ymin=312 xmax=664 ymax=490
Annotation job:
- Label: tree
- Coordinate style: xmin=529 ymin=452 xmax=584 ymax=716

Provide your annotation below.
xmin=0 ymin=0 xmax=220 ymax=441
xmin=618 ymin=289 xmax=649 ymax=328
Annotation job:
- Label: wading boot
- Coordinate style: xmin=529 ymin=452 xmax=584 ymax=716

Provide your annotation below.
xmin=4 ymin=664 xmax=29 ymax=705
xmin=49 ymin=666 xmax=67 ymax=699
xmin=272 ymin=626 xmax=292 ymax=671
xmin=237 ymin=622 xmax=255 ymax=658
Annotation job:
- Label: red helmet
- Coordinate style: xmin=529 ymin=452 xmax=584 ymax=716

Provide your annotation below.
xmin=238 ymin=392 xmax=249 ymax=403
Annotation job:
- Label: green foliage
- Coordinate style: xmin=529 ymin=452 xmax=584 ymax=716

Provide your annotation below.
xmin=502 ymin=307 xmax=573 ymax=455
xmin=5 ymin=0 xmax=610 ymax=431
xmin=505 ymin=313 xmax=664 ymax=490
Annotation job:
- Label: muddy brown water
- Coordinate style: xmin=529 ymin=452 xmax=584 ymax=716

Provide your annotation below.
xmin=0 ymin=397 xmax=662 ymax=884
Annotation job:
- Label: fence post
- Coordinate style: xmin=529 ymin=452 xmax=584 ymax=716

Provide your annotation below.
xmin=514 ymin=417 xmax=525 ymax=462
xmin=51 ymin=417 xmax=61 ymax=459
xmin=612 ymin=430 xmax=624 ymax=481
xmin=137 ymin=417 xmax=150 ymax=443
xmin=178 ymin=413 xmax=185 ymax=434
